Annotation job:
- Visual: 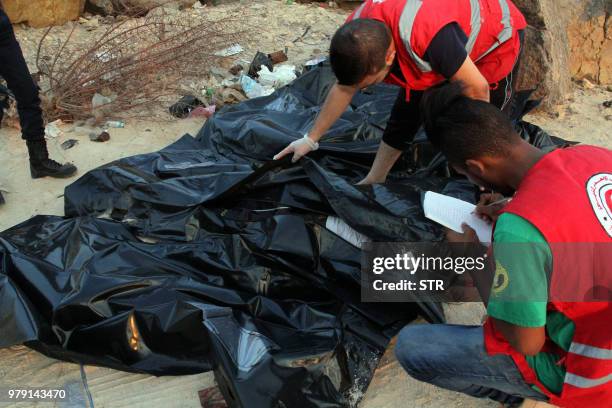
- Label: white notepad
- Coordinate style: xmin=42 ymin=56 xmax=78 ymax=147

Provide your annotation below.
xmin=423 ymin=191 xmax=493 ymax=245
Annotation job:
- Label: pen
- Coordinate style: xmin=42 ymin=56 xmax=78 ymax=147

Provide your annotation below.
xmin=484 ymin=197 xmax=512 ymax=207
xmin=471 ymin=197 xmax=512 ymax=215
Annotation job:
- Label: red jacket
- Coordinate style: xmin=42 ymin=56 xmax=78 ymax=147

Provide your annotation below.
xmin=347 ymin=0 xmax=526 ymax=95
xmin=485 ymin=145 xmax=612 ymax=407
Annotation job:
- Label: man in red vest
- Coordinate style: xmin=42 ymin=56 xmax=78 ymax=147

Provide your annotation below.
xmin=274 ymin=0 xmax=527 ymax=185
xmin=393 ymin=82 xmax=612 ymax=407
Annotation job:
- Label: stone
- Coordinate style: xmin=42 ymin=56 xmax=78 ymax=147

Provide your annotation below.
xmin=551 ymin=104 xmax=566 ymax=119
xmin=85 ymin=0 xmax=113 ymax=15
xmin=85 ymin=0 xmax=198 ymax=14
xmin=513 ymin=0 xmax=572 ymax=108
xmin=2 ymin=0 xmax=85 ymax=28
xmin=83 ymin=15 xmax=100 ymax=31
xmin=580 ymin=78 xmax=596 ymax=89
xmin=567 ymin=0 xmax=611 ymax=84
xmin=209 ymin=67 xmax=229 ymax=80
xmin=139 ymin=0 xmax=199 ymax=9
xmin=228 ymin=64 xmax=244 ymax=76
xmin=89 ymin=130 xmax=110 ymax=142
xmin=512 ymin=0 xmax=611 ymax=109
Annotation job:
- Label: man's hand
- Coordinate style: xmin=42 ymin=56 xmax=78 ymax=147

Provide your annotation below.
xmin=273 ymin=135 xmax=319 ymax=163
xmin=446 ymin=223 xmax=479 ymax=244
xmin=273 ymin=83 xmax=356 ymax=163
xmin=475 ymin=193 xmax=507 ymax=224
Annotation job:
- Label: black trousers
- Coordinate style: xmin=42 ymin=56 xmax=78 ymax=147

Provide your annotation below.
xmin=382 ymin=33 xmax=524 ymax=151
xmin=0 ymin=9 xmax=45 ymax=141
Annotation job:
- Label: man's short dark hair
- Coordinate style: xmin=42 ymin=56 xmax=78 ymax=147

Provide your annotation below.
xmin=420 ymin=82 xmax=520 ymax=165
xmin=330 ymin=19 xmax=392 ymax=86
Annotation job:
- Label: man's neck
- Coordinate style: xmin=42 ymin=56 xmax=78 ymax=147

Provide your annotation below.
xmin=506 ymin=144 xmax=546 ymax=190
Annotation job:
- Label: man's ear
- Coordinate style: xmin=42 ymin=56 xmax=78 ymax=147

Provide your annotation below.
xmin=465 ymin=159 xmax=486 ymax=177
xmin=385 ymin=41 xmax=396 ymax=66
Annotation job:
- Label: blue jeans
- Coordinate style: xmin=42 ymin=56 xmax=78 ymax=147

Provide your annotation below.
xmin=395 ymin=324 xmax=549 ymax=406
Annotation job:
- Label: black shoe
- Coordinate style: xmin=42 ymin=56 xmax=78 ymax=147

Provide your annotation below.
xmin=27 ymin=139 xmax=77 ymax=179
xmin=0 ymin=191 xmax=4 ymax=205
xmin=30 ymin=158 xmax=77 ymax=179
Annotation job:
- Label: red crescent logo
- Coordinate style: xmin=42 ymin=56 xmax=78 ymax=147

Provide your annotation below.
xmin=587 ymin=173 xmax=612 ymax=237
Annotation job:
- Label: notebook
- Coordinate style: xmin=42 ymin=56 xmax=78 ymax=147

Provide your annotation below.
xmin=423 ymin=191 xmax=493 ymax=245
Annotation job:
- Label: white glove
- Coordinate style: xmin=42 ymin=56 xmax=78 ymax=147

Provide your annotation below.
xmin=273 ymin=134 xmax=319 ymax=163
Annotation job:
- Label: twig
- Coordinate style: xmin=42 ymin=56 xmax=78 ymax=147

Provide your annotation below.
xmin=293 ymin=25 xmax=311 ymax=43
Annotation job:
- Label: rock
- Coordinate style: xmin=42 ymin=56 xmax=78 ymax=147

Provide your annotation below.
xmin=83 ymin=15 xmax=100 ymax=31
xmin=567 ymin=1 xmax=611 ymax=84
xmin=85 ymin=0 xmax=198 ymax=15
xmin=202 ymin=0 xmax=242 ymax=5
xmin=567 ymin=105 xmax=579 ymax=115
xmin=133 ymin=0 xmax=199 ymax=9
xmin=209 ymin=67 xmax=229 ymax=80
xmin=99 ymin=15 xmax=115 ymax=24
xmin=551 ymin=104 xmax=566 ymax=119
xmin=600 ymin=35 xmax=612 ymax=84
xmin=2 ymin=0 xmax=85 ymax=28
xmin=513 ymin=0 xmax=611 ymax=109
xmin=85 ymin=0 xmax=113 ymax=15
xmin=229 ymin=64 xmax=244 ymax=76
xmin=580 ymin=78 xmax=596 ymax=89
xmin=513 ymin=0 xmax=572 ymax=108
xmin=89 ymin=131 xmax=110 ymax=142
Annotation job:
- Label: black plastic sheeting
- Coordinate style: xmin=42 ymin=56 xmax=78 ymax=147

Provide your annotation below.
xmin=0 ymin=63 xmax=568 ymax=407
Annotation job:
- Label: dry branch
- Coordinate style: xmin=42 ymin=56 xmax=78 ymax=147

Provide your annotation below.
xmin=36 ymin=4 xmax=248 ymax=122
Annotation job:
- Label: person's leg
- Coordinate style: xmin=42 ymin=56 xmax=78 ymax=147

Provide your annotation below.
xmin=0 ymin=10 xmax=77 ymax=179
xmin=395 ymin=324 xmax=549 ymax=406
xmin=0 ymin=15 xmax=44 ymax=141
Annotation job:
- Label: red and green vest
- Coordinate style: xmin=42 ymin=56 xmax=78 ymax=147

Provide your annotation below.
xmin=485 ymin=145 xmax=612 ymax=407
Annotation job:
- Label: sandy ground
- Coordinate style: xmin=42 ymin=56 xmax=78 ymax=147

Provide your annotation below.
xmin=0 ymin=1 xmax=610 ymax=407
